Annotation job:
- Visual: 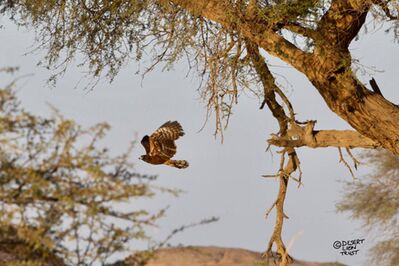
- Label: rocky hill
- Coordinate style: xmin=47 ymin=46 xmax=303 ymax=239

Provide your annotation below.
xmin=121 ymin=246 xmax=344 ymax=266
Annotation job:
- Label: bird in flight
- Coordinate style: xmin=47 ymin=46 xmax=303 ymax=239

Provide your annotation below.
xmin=139 ymin=121 xmax=189 ymax=169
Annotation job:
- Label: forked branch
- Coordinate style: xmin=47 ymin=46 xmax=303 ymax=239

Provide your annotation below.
xmin=263 ymin=148 xmax=300 ymax=265
xmin=244 ymin=38 xmax=302 ymax=265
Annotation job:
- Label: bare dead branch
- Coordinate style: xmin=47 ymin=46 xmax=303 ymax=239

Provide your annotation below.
xmin=346 ymin=147 xmax=361 ymax=170
xmin=262 ymin=174 xmax=279 ymax=179
xmin=338 ymin=147 xmax=357 ymax=180
xmin=265 ymin=200 xmax=277 ymax=219
xmin=268 ymin=128 xmax=380 ymax=149
xmin=262 ymin=148 xmax=300 ymax=265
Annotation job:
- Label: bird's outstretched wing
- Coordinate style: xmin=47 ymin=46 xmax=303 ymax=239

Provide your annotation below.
xmin=151 ymin=121 xmax=184 ymax=141
xmin=150 ymin=121 xmax=184 ymax=159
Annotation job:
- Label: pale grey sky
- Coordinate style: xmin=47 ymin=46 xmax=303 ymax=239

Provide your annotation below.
xmin=1 ymin=14 xmax=398 ymax=266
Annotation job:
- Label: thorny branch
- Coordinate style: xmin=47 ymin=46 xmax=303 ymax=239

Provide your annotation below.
xmin=338 ymin=147 xmax=362 ymax=180
xmin=263 ymin=148 xmax=300 ymax=265
xmin=245 ymin=38 xmax=298 ymax=264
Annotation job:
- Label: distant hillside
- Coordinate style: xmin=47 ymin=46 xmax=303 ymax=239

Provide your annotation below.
xmin=0 ymin=239 xmax=345 ymax=266
xmin=121 ymin=246 xmax=344 ymax=266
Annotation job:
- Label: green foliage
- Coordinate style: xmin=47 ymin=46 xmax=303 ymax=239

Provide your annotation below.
xmin=0 ymin=76 xmax=177 ymax=265
xmin=337 ymin=149 xmax=399 ymax=266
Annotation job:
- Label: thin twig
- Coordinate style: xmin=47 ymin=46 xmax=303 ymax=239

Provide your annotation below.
xmin=338 ymin=147 xmax=357 ymax=180
xmin=345 ymin=147 xmax=361 ymax=170
xmin=265 ymin=200 xmax=277 ymax=219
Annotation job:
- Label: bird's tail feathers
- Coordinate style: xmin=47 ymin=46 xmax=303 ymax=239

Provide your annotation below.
xmin=165 ymin=160 xmax=189 ymax=169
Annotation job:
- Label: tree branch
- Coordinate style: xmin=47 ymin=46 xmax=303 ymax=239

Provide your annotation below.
xmin=317 ymin=0 xmax=371 ymax=48
xmin=283 ymin=23 xmax=319 ymax=40
xmin=268 ymin=128 xmax=380 ymax=149
xmin=263 ymin=148 xmax=298 ymax=265
xmin=245 ymin=38 xmax=291 ymax=135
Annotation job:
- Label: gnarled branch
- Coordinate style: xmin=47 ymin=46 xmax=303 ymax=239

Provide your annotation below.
xmin=268 ymin=123 xmax=380 ymax=149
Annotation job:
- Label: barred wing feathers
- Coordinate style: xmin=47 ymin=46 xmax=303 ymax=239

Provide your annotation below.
xmin=149 ymin=121 xmax=184 ymax=159
xmin=151 ymin=121 xmax=185 ymax=141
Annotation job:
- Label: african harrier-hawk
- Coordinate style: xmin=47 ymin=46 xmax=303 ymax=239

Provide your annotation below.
xmin=139 ymin=121 xmax=189 ymax=169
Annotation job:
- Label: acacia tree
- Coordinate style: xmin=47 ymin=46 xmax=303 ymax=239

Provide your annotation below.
xmin=1 ymin=0 xmax=398 ymax=265
xmin=0 ymin=71 xmax=176 ymax=265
